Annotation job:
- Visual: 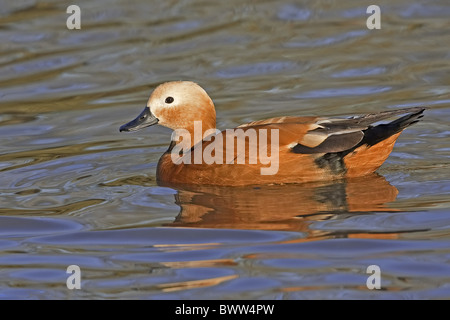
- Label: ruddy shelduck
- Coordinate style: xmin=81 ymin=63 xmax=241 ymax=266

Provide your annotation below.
xmin=120 ymin=81 xmax=425 ymax=186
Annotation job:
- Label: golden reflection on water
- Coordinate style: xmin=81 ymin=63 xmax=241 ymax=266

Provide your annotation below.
xmin=150 ymin=173 xmax=401 ymax=293
xmin=157 ymin=274 xmax=238 ymax=293
xmin=0 ymin=199 xmax=104 ymax=216
xmin=0 ymin=141 xmax=117 ymax=172
xmin=163 ymin=173 xmax=399 ymax=236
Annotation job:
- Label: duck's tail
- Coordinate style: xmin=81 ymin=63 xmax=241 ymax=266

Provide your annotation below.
xmin=343 ymin=107 xmax=426 ymax=177
xmin=359 ymin=107 xmax=426 ymax=148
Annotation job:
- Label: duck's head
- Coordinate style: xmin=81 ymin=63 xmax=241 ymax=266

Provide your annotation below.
xmin=119 ymin=81 xmax=216 ymax=134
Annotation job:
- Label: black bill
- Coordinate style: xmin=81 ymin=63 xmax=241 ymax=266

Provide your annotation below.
xmin=119 ymin=107 xmax=159 ymax=132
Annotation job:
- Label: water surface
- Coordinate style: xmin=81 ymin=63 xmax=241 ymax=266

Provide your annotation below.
xmin=1 ymin=0 xmax=449 ymax=299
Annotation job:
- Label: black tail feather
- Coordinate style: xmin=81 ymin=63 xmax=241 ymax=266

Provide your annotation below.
xmin=314 ymin=107 xmax=426 ymax=174
xmin=360 ymin=108 xmax=425 ymax=148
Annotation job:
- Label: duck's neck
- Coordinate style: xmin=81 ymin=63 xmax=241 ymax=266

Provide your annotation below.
xmin=173 ymin=118 xmax=217 ymax=150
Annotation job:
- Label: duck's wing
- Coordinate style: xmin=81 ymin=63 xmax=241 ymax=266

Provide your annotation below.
xmin=236 ymin=107 xmax=425 ymax=155
xmin=291 ymin=107 xmax=426 ymax=154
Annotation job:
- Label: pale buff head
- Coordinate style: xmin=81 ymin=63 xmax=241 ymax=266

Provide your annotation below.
xmin=147 ymin=81 xmax=216 ymax=131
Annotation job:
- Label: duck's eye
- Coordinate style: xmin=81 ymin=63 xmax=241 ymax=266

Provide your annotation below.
xmin=165 ymin=97 xmax=174 ymax=104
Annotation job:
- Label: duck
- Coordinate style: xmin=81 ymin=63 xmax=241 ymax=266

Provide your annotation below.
xmin=119 ymin=81 xmax=425 ymax=186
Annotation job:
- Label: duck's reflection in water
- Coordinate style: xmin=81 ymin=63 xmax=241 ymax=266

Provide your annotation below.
xmin=161 ymin=173 xmax=399 ymax=238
